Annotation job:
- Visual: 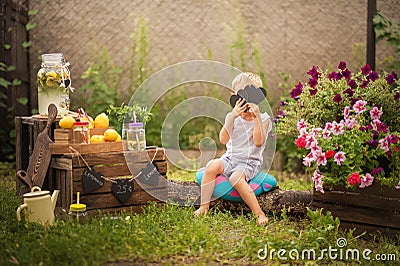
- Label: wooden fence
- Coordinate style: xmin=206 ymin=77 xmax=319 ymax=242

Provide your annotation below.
xmin=0 ymin=0 xmax=31 ymax=161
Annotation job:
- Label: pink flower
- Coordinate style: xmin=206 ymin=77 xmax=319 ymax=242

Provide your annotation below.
xmin=334 ymin=151 xmax=346 ymax=165
xmin=370 ymin=106 xmax=382 ymax=121
xmin=310 ymin=128 xmax=321 ymax=137
xmin=379 ymin=138 xmax=390 ymax=152
xmin=345 ymin=118 xmax=357 ymax=129
xmin=314 ymin=178 xmax=324 ymax=193
xmin=332 ymin=120 xmax=345 ymax=136
xmin=359 ymin=173 xmax=374 ymax=188
xmin=310 ymin=142 xmax=322 ymax=157
xmin=324 ymin=122 xmax=333 ymax=131
xmin=344 ymin=106 xmax=351 ymax=120
xmin=353 ymin=100 xmax=367 ymax=114
xmin=305 ymin=135 xmax=317 ymax=150
xmin=347 ymin=172 xmax=361 ymax=186
xmin=312 ymin=170 xmax=323 ymax=182
xmin=395 ymin=181 xmax=400 ymax=190
xmin=322 ymin=129 xmax=332 ymax=140
xmin=303 ymin=153 xmax=314 ymax=167
xmin=316 ymin=151 xmax=327 ymax=166
xmin=297 ymin=119 xmax=307 ymax=132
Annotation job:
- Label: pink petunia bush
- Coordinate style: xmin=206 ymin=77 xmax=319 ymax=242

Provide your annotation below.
xmin=276 ymin=62 xmax=400 ymax=191
xmin=294 ymin=100 xmax=399 ymax=192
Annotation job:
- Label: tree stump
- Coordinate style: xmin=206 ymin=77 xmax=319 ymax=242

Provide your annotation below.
xmin=167 ymin=180 xmax=312 ymax=215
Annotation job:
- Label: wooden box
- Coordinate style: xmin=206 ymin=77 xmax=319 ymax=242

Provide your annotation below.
xmin=54 ymin=129 xmax=73 ymax=143
xmin=49 ymin=148 xmax=167 ymax=216
xmin=312 ymin=182 xmax=400 ymax=234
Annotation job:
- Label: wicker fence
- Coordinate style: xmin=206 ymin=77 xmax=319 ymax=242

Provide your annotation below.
xmin=28 ymin=0 xmax=400 ymax=107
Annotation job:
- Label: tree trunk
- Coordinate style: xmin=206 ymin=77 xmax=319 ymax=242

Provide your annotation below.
xmin=167 ymin=180 xmax=312 ymax=215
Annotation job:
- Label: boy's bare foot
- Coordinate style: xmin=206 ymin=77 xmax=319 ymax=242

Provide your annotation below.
xmin=256 ymin=214 xmax=269 ymax=226
xmin=194 ymin=206 xmax=209 ymax=216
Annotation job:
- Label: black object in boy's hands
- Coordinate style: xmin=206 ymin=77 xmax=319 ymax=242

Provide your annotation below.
xmin=229 ymin=85 xmax=267 ymax=110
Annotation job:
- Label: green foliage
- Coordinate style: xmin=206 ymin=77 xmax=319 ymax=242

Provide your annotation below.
xmin=75 ymin=16 xmax=149 ymax=131
xmin=107 ymin=103 xmax=152 ymax=133
xmin=228 ymin=18 xmax=268 ymax=94
xmin=374 ymin=11 xmax=400 ymax=72
xmin=277 ymin=62 xmax=400 ymax=189
xmin=128 ymin=17 xmax=149 ymax=94
xmin=77 ymin=47 xmax=123 ymax=116
xmin=0 ymin=172 xmax=399 ymax=265
xmin=277 ymin=65 xmax=400 ymax=136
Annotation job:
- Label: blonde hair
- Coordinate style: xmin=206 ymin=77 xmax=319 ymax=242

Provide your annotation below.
xmin=231 ymin=72 xmax=263 ymax=92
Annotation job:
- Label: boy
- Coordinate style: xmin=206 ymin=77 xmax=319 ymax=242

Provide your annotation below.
xmin=194 ymin=72 xmax=271 ymax=226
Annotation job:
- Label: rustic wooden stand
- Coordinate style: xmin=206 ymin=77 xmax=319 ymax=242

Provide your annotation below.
xmin=312 ymin=182 xmax=400 ymax=234
xmin=49 ymin=147 xmax=167 ymax=216
xmin=15 ymin=115 xmax=60 ymax=174
xmin=15 ymin=115 xmax=61 ymax=195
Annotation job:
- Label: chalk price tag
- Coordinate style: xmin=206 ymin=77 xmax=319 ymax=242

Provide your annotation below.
xmin=111 ymin=179 xmax=134 ymax=204
xmin=137 ymin=162 xmax=160 ymax=186
xmin=82 ymin=167 xmax=104 ymax=193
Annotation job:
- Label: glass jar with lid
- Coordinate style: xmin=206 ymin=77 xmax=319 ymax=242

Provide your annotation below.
xmin=68 ymin=203 xmax=87 ymax=224
xmin=127 ymin=122 xmax=146 ymax=150
xmin=37 ymin=53 xmax=72 ymax=115
xmin=73 ymin=121 xmax=90 ymax=144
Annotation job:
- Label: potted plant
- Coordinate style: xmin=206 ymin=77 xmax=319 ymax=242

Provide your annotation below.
xmin=276 ymin=61 xmax=400 ymax=192
xmin=276 ymin=62 xmax=400 ymax=232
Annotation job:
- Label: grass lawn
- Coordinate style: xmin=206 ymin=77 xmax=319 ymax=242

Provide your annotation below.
xmin=0 ymin=162 xmax=399 ymax=265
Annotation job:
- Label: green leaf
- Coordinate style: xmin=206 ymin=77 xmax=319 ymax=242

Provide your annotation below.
xmin=0 ymin=91 xmax=7 ymax=100
xmin=0 ymin=77 xmax=11 ymax=88
xmin=6 ymin=65 xmax=15 ymax=71
xmin=16 ymin=97 xmax=29 ymax=105
xmin=25 ymin=22 xmax=36 ymax=31
xmin=12 ymin=79 xmax=22 ymax=86
xmin=28 ymin=9 xmax=39 ymax=16
xmin=22 ymin=41 xmax=32 ymax=49
xmin=7 ymin=27 xmax=12 ymax=32
xmin=3 ymin=44 xmax=11 ymax=50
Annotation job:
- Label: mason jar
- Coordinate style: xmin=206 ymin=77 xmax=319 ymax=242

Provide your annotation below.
xmin=68 ymin=203 xmax=88 ymax=224
xmin=127 ymin=122 xmax=146 ymax=150
xmin=37 ymin=53 xmax=71 ymax=115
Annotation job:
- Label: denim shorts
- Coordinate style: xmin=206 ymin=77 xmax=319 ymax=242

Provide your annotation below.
xmin=217 ymin=156 xmax=261 ymax=182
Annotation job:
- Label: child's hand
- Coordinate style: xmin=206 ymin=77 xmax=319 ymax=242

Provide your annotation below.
xmin=247 ymin=103 xmax=261 ymax=119
xmin=233 ymin=98 xmax=247 ymax=117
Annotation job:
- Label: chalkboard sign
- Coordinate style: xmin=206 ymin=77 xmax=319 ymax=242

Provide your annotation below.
xmin=82 ymin=167 xmax=104 ymax=193
xmin=137 ymin=162 xmax=160 ymax=186
xmin=111 ymin=179 xmax=134 ymax=204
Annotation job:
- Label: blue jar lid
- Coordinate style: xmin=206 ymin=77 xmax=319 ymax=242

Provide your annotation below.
xmin=129 ymin=122 xmax=143 ymax=127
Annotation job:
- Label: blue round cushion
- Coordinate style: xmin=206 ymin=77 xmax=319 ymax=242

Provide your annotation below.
xmin=195 ymin=168 xmax=277 ymax=202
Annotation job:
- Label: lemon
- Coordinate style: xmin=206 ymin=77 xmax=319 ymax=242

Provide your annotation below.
xmin=104 ymin=128 xmax=119 ymax=141
xmin=90 ymin=135 xmax=105 ymax=143
xmin=59 ymin=116 xmax=75 ymax=129
xmin=94 ymin=113 xmax=109 ymax=128
xmin=81 ymin=116 xmax=95 ymax=128
xmin=46 ymin=77 xmax=58 ymax=87
xmin=116 ymin=133 xmax=122 ymax=142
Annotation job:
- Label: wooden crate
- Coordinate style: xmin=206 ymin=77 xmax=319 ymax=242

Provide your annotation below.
xmin=312 ymin=182 xmax=400 ymax=234
xmin=49 ymin=148 xmax=167 ymax=216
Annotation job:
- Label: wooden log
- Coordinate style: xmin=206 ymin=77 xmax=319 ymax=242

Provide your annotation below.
xmin=166 ymin=180 xmax=313 ymax=215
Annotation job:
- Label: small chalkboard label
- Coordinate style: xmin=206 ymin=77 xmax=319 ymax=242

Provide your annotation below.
xmin=137 ymin=162 xmax=160 ymax=186
xmin=82 ymin=167 xmax=104 ymax=193
xmin=111 ymin=179 xmax=134 ymax=204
